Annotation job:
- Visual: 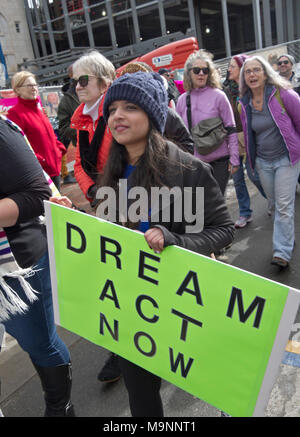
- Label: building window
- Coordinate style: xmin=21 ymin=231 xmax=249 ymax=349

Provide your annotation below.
xmin=15 ymin=22 xmax=20 ymax=33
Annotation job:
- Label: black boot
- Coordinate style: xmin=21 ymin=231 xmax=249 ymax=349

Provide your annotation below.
xmin=33 ymin=362 xmax=75 ymax=417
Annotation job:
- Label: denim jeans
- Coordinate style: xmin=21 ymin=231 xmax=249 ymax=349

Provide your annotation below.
xmin=3 ymin=251 xmax=70 ymax=367
xmin=233 ymin=156 xmax=252 ymax=217
xmin=255 ymin=155 xmax=300 ymax=261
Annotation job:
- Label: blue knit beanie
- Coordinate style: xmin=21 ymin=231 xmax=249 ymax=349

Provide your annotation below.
xmin=103 ymin=72 xmax=168 ymax=134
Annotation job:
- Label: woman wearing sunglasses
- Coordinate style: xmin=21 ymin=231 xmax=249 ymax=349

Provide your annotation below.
xmin=50 ymin=72 xmax=235 ymax=416
xmin=239 ymin=56 xmax=300 ymax=269
xmin=7 ymin=71 xmax=66 ymax=190
xmin=176 ymin=50 xmax=239 ymax=196
xmin=70 ymin=51 xmax=115 ymax=206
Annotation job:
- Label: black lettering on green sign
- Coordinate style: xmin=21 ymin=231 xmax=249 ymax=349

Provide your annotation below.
xmin=169 ymin=348 xmax=194 ymax=378
xmin=100 ymin=236 xmax=122 ymax=269
xmin=171 ymin=309 xmax=203 ymax=341
xmin=136 ymin=295 xmax=159 ymax=323
xmin=134 ymin=331 xmax=156 ymax=357
xmin=99 ymin=279 xmax=120 ymax=309
xmin=138 ymin=251 xmax=160 ymax=285
xmin=99 ymin=312 xmax=119 ymax=341
xmin=176 ymin=271 xmax=203 ymax=306
xmin=66 ymin=222 xmax=86 ymax=253
xmin=226 ymin=287 xmax=266 ymax=329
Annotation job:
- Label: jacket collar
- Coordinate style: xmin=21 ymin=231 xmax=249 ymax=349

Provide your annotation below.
xmin=241 ymin=84 xmax=276 ymax=106
xmin=17 ymin=96 xmax=39 ymax=108
xmin=71 ymin=93 xmax=105 ymax=129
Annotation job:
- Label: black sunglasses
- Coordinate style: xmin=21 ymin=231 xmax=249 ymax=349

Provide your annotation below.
xmin=72 ymin=75 xmax=97 ymax=87
xmin=190 ymin=67 xmax=209 ymax=75
xmin=277 ymin=60 xmax=289 ymax=66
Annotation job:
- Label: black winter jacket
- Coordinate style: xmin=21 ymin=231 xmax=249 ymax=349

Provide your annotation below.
xmin=128 ymin=141 xmax=234 ymax=256
xmin=57 ymin=82 xmax=80 ymax=147
xmin=164 ymin=108 xmax=194 ymax=154
xmin=0 ymin=118 xmax=51 ymax=267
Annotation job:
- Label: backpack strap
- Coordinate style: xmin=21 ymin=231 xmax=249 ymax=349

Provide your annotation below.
xmin=237 ymin=101 xmax=242 ymax=115
xmin=186 ymin=92 xmax=192 ymax=132
xmin=238 ymin=89 xmax=286 ymax=114
xmin=274 ymin=88 xmax=286 ymax=113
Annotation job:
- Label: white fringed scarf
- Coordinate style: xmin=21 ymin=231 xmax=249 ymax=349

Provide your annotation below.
xmin=0 ymin=115 xmax=60 ymax=322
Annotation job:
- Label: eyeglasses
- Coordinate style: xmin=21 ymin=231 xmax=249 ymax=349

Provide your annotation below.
xmin=277 ymin=60 xmax=289 ymax=66
xmin=244 ymin=67 xmax=263 ymax=76
xmin=72 ymin=75 xmax=97 ymax=87
xmin=20 ymin=84 xmax=38 ymax=89
xmin=190 ymin=67 xmax=209 ymax=75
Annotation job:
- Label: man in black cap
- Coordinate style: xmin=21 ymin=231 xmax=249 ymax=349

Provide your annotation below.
xmin=277 ymin=54 xmax=300 ymax=95
xmin=158 ymin=68 xmax=180 ymax=104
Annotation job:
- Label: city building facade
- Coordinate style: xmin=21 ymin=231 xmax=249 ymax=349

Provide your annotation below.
xmin=5 ymin=1 xmax=300 ymax=84
xmin=0 ymin=0 xmax=34 ymax=85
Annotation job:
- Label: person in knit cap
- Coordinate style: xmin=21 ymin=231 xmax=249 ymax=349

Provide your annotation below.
xmin=225 ymin=54 xmax=267 ymax=229
xmin=277 ymin=54 xmax=296 ymax=82
xmin=98 ymin=71 xmax=234 ymax=417
xmin=277 ymin=54 xmax=300 ymax=99
xmin=119 ymin=62 xmax=194 ymax=154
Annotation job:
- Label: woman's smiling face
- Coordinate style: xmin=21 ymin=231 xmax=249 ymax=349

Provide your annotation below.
xmin=108 ymin=100 xmax=150 ymax=150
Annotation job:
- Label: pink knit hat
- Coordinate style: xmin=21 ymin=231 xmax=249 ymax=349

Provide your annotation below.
xmin=233 ymin=54 xmax=249 ymax=69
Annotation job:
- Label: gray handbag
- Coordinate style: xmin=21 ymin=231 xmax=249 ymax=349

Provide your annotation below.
xmin=186 ymin=93 xmax=228 ymax=155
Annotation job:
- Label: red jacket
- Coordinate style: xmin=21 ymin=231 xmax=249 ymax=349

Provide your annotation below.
xmin=71 ymin=96 xmax=112 ymax=199
xmin=8 ymin=97 xmax=65 ymax=177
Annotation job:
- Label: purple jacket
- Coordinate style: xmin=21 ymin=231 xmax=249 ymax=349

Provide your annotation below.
xmin=176 ymin=86 xmax=239 ymax=166
xmin=239 ymin=85 xmax=300 ymax=169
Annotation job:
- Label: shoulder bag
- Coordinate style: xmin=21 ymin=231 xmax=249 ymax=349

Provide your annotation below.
xmin=186 ymin=92 xmax=228 ymax=155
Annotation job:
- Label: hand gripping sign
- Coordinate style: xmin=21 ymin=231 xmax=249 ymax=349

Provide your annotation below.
xmin=45 ymin=202 xmax=300 ymax=417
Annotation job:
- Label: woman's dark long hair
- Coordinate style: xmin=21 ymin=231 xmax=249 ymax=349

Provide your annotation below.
xmin=96 ymin=123 xmax=177 ymax=227
xmin=99 ymin=124 xmax=169 ymax=191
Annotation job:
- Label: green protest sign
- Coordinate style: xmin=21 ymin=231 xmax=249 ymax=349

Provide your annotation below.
xmin=45 ymin=202 xmax=300 ymax=417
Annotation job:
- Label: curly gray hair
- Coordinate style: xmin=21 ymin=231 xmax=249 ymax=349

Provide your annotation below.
xmin=183 ymin=49 xmax=221 ymax=91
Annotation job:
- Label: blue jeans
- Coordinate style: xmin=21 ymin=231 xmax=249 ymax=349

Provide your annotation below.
xmin=3 ymin=251 xmax=70 ymax=367
xmin=255 ymin=155 xmax=300 ymax=261
xmin=233 ymin=156 xmax=252 ymax=217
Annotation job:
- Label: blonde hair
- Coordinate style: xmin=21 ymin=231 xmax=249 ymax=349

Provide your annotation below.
xmin=11 ymin=71 xmax=36 ymax=93
xmin=72 ymin=50 xmax=115 ymax=86
xmin=239 ymin=55 xmax=292 ymax=97
xmin=183 ymin=49 xmax=221 ymax=91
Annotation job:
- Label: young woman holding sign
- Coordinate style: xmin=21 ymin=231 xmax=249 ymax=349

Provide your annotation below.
xmin=51 ymin=71 xmax=235 ymax=416
xmin=99 ymin=72 xmax=235 ymax=416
